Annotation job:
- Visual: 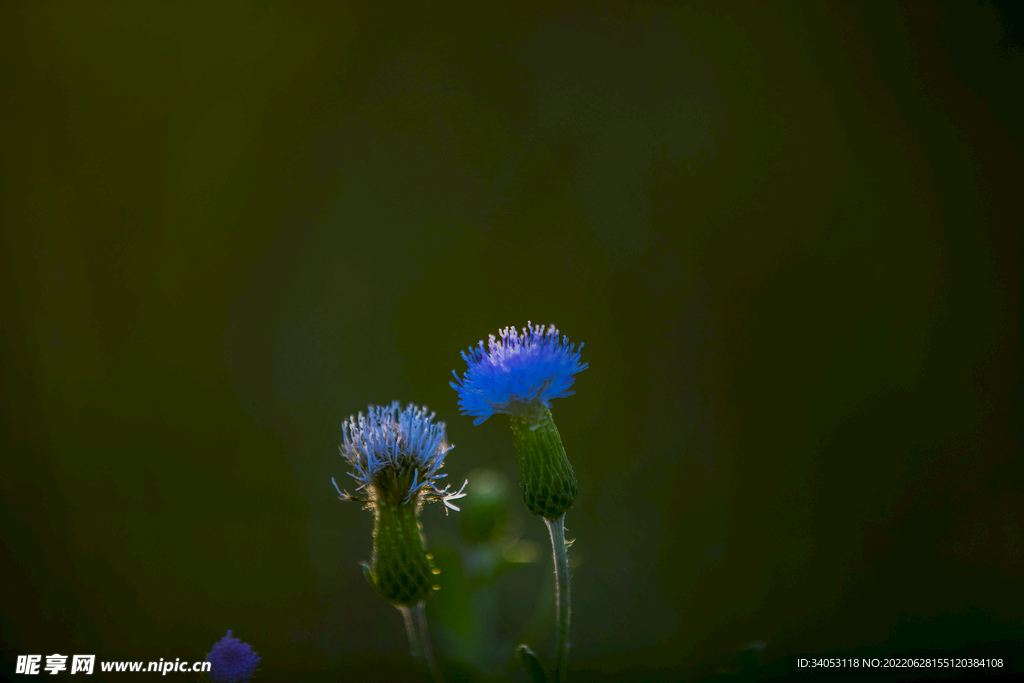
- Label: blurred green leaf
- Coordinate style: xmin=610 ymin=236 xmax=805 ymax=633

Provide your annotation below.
xmin=517 ymin=644 xmax=548 ymax=683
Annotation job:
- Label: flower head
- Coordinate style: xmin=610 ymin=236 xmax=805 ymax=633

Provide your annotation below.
xmin=333 ymin=401 xmax=465 ymax=605
xmin=333 ymin=401 xmax=466 ymax=511
xmin=451 ymin=323 xmax=587 ymax=424
xmin=206 ymin=630 xmax=260 ymax=683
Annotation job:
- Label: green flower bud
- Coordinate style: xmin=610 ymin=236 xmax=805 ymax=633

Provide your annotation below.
xmin=366 ymin=496 xmax=436 ymax=606
xmin=510 ymin=405 xmax=578 ymax=519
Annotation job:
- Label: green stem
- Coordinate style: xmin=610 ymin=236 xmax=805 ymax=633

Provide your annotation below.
xmin=544 ymin=514 xmax=570 ymax=683
xmin=398 ymin=605 xmax=421 ymax=660
xmin=397 ymin=603 xmax=444 ymax=683
xmin=415 ymin=601 xmax=443 ymax=683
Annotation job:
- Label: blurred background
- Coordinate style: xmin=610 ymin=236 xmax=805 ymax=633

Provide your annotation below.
xmin=2 ymin=1 xmax=1022 ymax=681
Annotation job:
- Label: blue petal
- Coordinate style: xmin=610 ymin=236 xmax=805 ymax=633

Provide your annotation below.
xmin=338 ymin=401 xmax=454 ymax=494
xmin=451 ymin=322 xmax=588 ymax=423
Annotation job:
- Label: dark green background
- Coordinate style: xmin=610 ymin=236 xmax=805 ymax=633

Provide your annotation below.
xmin=2 ymin=1 xmax=1021 ymax=681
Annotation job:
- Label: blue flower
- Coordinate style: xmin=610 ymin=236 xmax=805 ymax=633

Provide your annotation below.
xmin=333 ymin=402 xmax=466 ymax=605
xmin=206 ymin=630 xmax=259 ymax=683
xmin=333 ymin=401 xmax=466 ymax=511
xmin=451 ymin=323 xmax=588 ymax=425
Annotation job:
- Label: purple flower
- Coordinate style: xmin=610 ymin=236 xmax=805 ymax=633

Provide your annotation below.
xmin=206 ymin=630 xmax=260 ymax=683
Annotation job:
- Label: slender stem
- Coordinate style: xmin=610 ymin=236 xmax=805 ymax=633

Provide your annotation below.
xmin=544 ymin=514 xmax=571 ymax=683
xmin=415 ymin=601 xmax=444 ymax=683
xmin=398 ymin=605 xmax=421 ymax=661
